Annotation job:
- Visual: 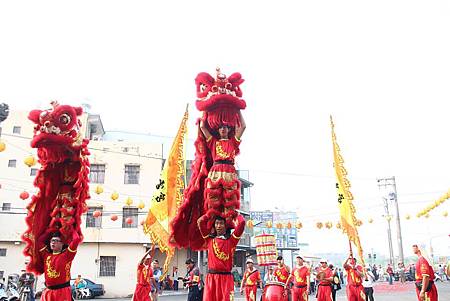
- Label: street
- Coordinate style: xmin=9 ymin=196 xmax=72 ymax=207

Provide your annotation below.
xmin=102 ymin=281 xmax=450 ymax=300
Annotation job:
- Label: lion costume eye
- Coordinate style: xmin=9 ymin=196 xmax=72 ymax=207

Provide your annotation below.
xmin=59 ymin=113 xmax=71 ymax=125
xmin=200 ymin=83 xmax=207 ymax=93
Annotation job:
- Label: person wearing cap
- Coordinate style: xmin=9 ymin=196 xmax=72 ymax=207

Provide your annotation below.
xmin=286 ymin=255 xmax=310 ymax=301
xmin=316 ymin=258 xmax=334 ymax=301
xmin=413 ymin=244 xmax=438 ymax=301
xmin=183 ymin=259 xmax=202 ymax=301
xmin=198 ymin=214 xmax=246 ymax=300
xmin=132 ymin=248 xmax=157 ymax=301
xmin=37 ymin=230 xmax=81 ymax=301
xmin=273 ymin=256 xmax=291 ymax=285
xmin=343 ymin=256 xmax=365 ymax=301
xmin=240 ymin=258 xmax=262 ymax=301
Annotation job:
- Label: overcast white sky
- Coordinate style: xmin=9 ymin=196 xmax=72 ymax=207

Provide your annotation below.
xmin=1 ymin=0 xmax=449 ymax=259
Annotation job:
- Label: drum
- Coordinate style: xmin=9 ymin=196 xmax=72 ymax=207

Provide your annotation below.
xmin=262 ymin=281 xmax=288 ymax=301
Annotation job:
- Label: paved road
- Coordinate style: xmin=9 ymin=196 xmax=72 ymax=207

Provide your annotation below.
xmin=102 ymin=281 xmax=450 ymax=300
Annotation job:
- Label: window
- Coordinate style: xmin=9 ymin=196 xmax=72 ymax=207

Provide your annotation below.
xmin=2 ymin=203 xmax=11 ymax=211
xmin=13 ymin=126 xmax=21 ymax=134
xmin=89 ymin=164 xmax=105 ymax=184
xmin=8 ymin=160 xmax=16 ymax=168
xmin=86 ymin=207 xmax=102 ymax=228
xmin=30 ymin=168 xmax=38 ymax=176
xmin=0 ymin=271 xmax=3 ymax=280
xmin=99 ymin=256 xmax=116 ymax=277
xmin=122 ymin=207 xmax=138 ymax=228
xmin=124 ymin=165 xmax=140 ymax=184
xmin=0 ymin=248 xmax=6 ymax=256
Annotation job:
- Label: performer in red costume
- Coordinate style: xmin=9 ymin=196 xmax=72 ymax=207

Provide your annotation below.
xmin=343 ymin=256 xmax=365 ymax=301
xmin=287 ymin=255 xmax=310 ymax=301
xmin=198 ymin=213 xmax=245 ymax=300
xmin=273 ymin=256 xmax=291 ymax=284
xmin=22 ymin=102 xmax=90 ymax=274
xmin=200 ymin=110 xmax=246 ymax=225
xmin=316 ymin=259 xmax=334 ymax=301
xmin=240 ymin=258 xmax=262 ymax=301
xmin=38 ymin=231 xmax=81 ymax=301
xmin=413 ymin=244 xmax=438 ymax=301
xmin=171 ymin=69 xmax=247 ymax=251
xmin=132 ymin=248 xmax=157 ymax=301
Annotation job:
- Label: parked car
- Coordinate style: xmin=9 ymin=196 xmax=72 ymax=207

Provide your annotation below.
xmin=35 ymin=278 xmax=104 ymax=299
xmin=70 ymin=279 xmax=105 ymax=299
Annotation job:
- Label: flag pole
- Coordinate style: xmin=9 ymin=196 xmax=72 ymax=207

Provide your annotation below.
xmin=348 ymin=239 xmax=353 ymax=257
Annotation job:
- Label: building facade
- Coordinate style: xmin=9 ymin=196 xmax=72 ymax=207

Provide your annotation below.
xmin=0 ymin=107 xmax=253 ymax=297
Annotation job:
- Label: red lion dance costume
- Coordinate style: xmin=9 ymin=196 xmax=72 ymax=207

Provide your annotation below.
xmin=171 ymin=68 xmax=246 ymax=250
xmin=22 ymin=101 xmax=90 ymax=274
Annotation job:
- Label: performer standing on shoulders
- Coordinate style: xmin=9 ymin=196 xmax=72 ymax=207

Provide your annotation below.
xmin=413 ymin=244 xmax=438 ymax=301
xmin=286 ymin=255 xmax=310 ymax=301
xmin=198 ymin=214 xmax=245 ymax=300
xmin=343 ymin=256 xmax=365 ymax=301
xmin=316 ymin=259 xmax=334 ymax=301
xmin=240 ymin=258 xmax=262 ymax=301
xmin=132 ymin=248 xmax=157 ymax=301
xmin=199 ymin=111 xmax=246 ymax=224
xmin=38 ymin=231 xmax=81 ymax=301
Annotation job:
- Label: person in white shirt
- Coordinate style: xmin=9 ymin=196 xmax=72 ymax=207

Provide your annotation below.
xmin=362 ymin=267 xmax=375 ymax=301
xmin=263 ymin=266 xmax=274 ymax=284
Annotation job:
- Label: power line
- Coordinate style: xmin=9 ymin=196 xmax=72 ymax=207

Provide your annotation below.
xmin=0 ymin=133 xmax=163 ymax=160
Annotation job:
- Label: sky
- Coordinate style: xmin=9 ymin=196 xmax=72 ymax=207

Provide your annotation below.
xmin=1 ymin=0 xmax=449 ymax=260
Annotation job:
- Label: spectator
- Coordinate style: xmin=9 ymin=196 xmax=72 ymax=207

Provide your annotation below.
xmin=338 ymin=268 xmax=345 ymax=285
xmin=173 ymin=267 xmax=179 ymax=291
xmin=372 ymin=264 xmax=378 ymax=281
xmin=264 ymin=266 xmax=274 ymax=284
xmin=362 ymin=267 xmax=375 ymax=301
xmin=378 ymin=265 xmax=385 ymax=282
xmin=151 ymin=259 xmax=162 ymax=300
xmin=437 ymin=265 xmax=446 ymax=282
xmin=19 ymin=269 xmax=35 ymax=301
xmin=398 ymin=262 xmax=406 ymax=284
xmin=386 ymin=264 xmax=394 ymax=285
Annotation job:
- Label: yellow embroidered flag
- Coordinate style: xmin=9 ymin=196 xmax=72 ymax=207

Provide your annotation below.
xmin=143 ymin=105 xmax=188 ymax=276
xmin=330 ymin=116 xmax=365 ymax=266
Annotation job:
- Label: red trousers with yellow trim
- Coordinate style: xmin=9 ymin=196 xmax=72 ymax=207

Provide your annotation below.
xmin=317 ymin=285 xmax=332 ymax=301
xmin=346 ymin=284 xmax=365 ymax=301
xmin=291 ymin=286 xmax=308 ymax=301
xmin=41 ymin=287 xmax=72 ymax=301
xmin=415 ymin=283 xmax=438 ymax=301
xmin=204 ymin=273 xmax=235 ymax=301
xmin=132 ymin=284 xmax=151 ymax=301
xmin=245 ymin=285 xmax=258 ymax=301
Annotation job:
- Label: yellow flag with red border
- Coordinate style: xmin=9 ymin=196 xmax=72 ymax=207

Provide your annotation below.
xmin=331 ymin=116 xmax=365 ymax=266
xmin=143 ymin=105 xmax=188 ymax=276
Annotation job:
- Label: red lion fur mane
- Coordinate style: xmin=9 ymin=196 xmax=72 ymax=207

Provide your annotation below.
xmin=170 ymin=69 xmax=246 ymax=250
xmin=22 ymin=102 xmax=90 ymax=274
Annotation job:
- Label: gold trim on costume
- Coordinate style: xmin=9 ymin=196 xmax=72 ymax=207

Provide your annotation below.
xmin=46 ymin=256 xmax=60 ymax=279
xmin=212 ymin=239 xmax=229 ymax=261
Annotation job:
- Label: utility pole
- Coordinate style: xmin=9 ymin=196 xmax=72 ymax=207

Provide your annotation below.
xmin=382 ymin=195 xmax=395 ymax=266
xmin=377 ymin=177 xmax=405 ymax=265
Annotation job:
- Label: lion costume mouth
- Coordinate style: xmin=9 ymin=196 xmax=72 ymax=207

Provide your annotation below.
xmin=29 ymin=101 xmax=83 ymax=149
xmin=195 ymin=68 xmax=246 ymax=112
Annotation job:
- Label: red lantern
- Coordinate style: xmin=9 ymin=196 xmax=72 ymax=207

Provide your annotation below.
xmin=126 ymin=217 xmax=133 ymax=224
xmin=93 ymin=210 xmax=102 ymax=218
xmin=110 ymin=214 xmax=118 ymax=221
xmin=20 ymin=191 xmax=30 ymax=200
